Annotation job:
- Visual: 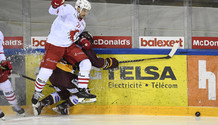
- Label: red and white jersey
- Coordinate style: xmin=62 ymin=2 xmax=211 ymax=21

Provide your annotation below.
xmin=47 ymin=4 xmax=86 ymax=47
xmin=0 ymin=31 xmax=6 ymax=62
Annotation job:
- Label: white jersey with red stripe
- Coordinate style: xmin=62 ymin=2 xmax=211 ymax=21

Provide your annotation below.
xmin=0 ymin=31 xmax=6 ymax=62
xmin=47 ymin=4 xmax=86 ymax=47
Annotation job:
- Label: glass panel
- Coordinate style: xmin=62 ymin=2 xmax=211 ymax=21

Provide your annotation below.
xmin=1 ymin=0 xmax=218 ymax=48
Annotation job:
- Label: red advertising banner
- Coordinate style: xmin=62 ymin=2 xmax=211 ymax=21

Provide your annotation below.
xmin=93 ymin=36 xmax=132 ymax=48
xmin=3 ymin=36 xmax=23 ymax=49
xmin=192 ymin=37 xmax=218 ymax=49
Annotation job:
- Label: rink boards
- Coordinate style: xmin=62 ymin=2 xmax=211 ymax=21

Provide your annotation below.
xmin=1 ymin=48 xmax=218 ymax=117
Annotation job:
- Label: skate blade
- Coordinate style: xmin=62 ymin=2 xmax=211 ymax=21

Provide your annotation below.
xmin=52 ymin=107 xmax=61 ymax=114
xmin=1 ymin=117 xmax=5 ymax=121
xmin=78 ymin=98 xmax=97 ymax=104
xmin=16 ymin=113 xmax=25 ymax=117
xmin=32 ymin=103 xmax=40 ymax=116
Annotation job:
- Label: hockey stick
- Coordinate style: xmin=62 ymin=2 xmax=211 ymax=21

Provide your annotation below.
xmin=12 ymin=71 xmax=36 ymax=81
xmin=118 ymin=42 xmax=179 ymax=63
xmin=0 ymin=66 xmax=56 ymax=89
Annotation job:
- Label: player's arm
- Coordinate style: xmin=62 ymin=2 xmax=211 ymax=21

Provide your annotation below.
xmin=0 ymin=31 xmax=6 ymax=66
xmin=0 ymin=31 xmax=12 ymax=75
xmin=83 ymin=48 xmax=104 ymax=68
xmin=75 ymin=36 xmax=104 ymax=68
xmin=0 ymin=46 xmax=6 ymax=63
xmin=84 ymin=48 xmax=119 ymax=70
xmin=49 ymin=0 xmax=68 ymax=15
xmin=0 ymin=52 xmax=6 ymax=63
xmin=77 ymin=31 xmax=119 ymax=69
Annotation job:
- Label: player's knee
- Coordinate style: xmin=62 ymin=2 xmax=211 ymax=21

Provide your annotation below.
xmin=78 ymin=59 xmax=91 ymax=78
xmin=79 ymin=59 xmax=91 ymax=71
xmin=37 ymin=68 xmax=53 ymax=82
xmin=1 ymin=80 xmax=13 ymax=92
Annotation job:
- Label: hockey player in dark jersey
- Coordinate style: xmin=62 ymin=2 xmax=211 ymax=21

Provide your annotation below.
xmin=33 ymin=31 xmax=119 ymax=115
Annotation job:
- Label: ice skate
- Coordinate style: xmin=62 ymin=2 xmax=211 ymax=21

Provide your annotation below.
xmin=12 ymin=105 xmax=25 ymax=117
xmin=33 ymin=95 xmax=52 ymax=116
xmin=32 ymin=91 xmax=44 ymax=115
xmin=52 ymin=102 xmax=69 ymax=115
xmin=32 ymin=101 xmax=47 ymax=116
xmin=0 ymin=112 xmax=5 ymax=121
xmin=78 ymin=97 xmax=97 ymax=104
xmin=77 ymin=88 xmax=96 ymax=99
xmin=32 ymin=91 xmax=44 ymax=105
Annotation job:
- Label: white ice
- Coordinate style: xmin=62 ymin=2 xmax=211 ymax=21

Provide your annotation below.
xmin=1 ymin=115 xmax=218 ymax=125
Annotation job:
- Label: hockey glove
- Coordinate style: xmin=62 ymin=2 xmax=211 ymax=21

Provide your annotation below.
xmin=103 ymin=57 xmax=119 ymax=70
xmin=51 ymin=0 xmax=65 ymax=8
xmin=78 ymin=38 xmax=92 ymax=50
xmin=1 ymin=60 xmax=12 ymax=76
xmin=79 ymin=31 xmax=94 ymax=44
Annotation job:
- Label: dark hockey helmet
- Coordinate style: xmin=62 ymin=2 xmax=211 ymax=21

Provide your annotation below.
xmin=79 ymin=31 xmax=94 ymax=44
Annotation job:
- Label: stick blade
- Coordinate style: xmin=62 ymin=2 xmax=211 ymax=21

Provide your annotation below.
xmin=168 ymin=42 xmax=179 ymax=57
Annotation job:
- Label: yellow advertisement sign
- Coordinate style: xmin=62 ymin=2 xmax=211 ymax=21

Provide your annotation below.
xmin=25 ymin=54 xmax=56 ymax=105
xmin=89 ymin=54 xmax=188 ymax=106
xmin=25 ymin=54 xmax=187 ymax=107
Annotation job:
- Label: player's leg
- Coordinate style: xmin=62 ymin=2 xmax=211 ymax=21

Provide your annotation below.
xmin=32 ymin=43 xmax=65 ymax=106
xmin=0 ymin=72 xmax=7 ymax=120
xmin=32 ymin=68 xmax=53 ymax=104
xmin=0 ymin=80 xmax=25 ymax=116
xmin=52 ymin=95 xmax=79 ymax=115
xmin=33 ymin=86 xmax=71 ymax=116
xmin=64 ymin=44 xmax=96 ymax=98
xmin=77 ymin=59 xmax=96 ymax=98
xmin=49 ymin=67 xmax=96 ymax=103
xmin=33 ymin=92 xmax=61 ymax=115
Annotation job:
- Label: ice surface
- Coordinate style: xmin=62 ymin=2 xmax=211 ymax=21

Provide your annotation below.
xmin=1 ymin=115 xmax=218 ymax=125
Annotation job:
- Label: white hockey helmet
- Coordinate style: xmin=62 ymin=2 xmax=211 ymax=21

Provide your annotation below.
xmin=75 ymin=0 xmax=91 ymax=13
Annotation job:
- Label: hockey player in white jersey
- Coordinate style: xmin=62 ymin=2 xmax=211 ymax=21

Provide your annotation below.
xmin=31 ymin=0 xmax=96 ymax=112
xmin=32 ymin=31 xmax=118 ymax=116
xmin=0 ymin=31 xmax=25 ymax=119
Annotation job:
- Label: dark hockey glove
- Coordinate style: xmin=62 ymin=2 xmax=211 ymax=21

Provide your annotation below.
xmin=51 ymin=0 xmax=65 ymax=8
xmin=1 ymin=61 xmax=12 ymax=76
xmin=103 ymin=57 xmax=119 ymax=70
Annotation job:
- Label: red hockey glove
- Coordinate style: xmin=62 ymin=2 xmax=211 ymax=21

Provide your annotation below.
xmin=103 ymin=57 xmax=119 ymax=70
xmin=51 ymin=0 xmax=65 ymax=8
xmin=1 ymin=61 xmax=12 ymax=76
xmin=78 ymin=38 xmax=92 ymax=50
xmin=79 ymin=31 xmax=94 ymax=44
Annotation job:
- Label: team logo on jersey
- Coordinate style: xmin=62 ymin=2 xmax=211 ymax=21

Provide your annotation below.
xmin=69 ymin=30 xmax=80 ymax=42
